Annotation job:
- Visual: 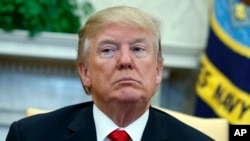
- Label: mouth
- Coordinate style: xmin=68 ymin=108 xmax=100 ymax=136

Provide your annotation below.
xmin=113 ymin=77 xmax=141 ymax=85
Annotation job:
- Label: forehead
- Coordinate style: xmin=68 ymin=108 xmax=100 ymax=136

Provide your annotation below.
xmin=93 ymin=23 xmax=152 ymax=44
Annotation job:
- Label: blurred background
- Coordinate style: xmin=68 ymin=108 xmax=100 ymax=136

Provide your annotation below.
xmin=0 ymin=0 xmax=212 ymax=139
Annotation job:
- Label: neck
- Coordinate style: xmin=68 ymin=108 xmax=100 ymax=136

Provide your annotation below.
xmin=96 ymin=102 xmax=150 ymax=127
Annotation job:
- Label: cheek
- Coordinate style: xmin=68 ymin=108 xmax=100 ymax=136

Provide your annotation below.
xmin=140 ymin=59 xmax=157 ymax=73
xmin=89 ymin=61 xmax=115 ymax=85
xmin=139 ymin=61 xmax=159 ymax=84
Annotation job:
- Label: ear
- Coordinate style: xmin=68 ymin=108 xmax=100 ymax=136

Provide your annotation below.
xmin=156 ymin=65 xmax=163 ymax=85
xmin=78 ymin=62 xmax=91 ymax=88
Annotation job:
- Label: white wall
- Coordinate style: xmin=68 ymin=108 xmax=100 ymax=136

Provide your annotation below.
xmin=83 ymin=0 xmax=210 ymax=47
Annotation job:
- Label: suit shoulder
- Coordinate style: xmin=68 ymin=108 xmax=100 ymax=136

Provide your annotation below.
xmin=6 ymin=102 xmax=93 ymax=141
xmin=149 ymin=107 xmax=214 ymax=140
xmin=16 ymin=101 xmax=93 ymax=129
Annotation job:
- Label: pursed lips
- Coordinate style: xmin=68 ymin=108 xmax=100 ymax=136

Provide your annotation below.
xmin=112 ymin=77 xmax=141 ymax=85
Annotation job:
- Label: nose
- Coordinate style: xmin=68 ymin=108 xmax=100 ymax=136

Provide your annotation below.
xmin=117 ymin=46 xmax=133 ymax=70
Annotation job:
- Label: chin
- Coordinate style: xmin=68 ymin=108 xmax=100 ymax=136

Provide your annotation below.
xmin=118 ymin=97 xmax=139 ymax=103
xmin=116 ymin=91 xmax=144 ymax=103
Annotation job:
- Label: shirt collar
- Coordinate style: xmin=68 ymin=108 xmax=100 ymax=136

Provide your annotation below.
xmin=93 ymin=104 xmax=149 ymax=141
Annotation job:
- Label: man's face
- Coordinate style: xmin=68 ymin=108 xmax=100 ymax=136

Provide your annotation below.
xmin=79 ymin=23 xmax=162 ymax=107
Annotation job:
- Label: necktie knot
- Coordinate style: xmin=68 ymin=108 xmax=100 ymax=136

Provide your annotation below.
xmin=108 ymin=129 xmax=130 ymax=141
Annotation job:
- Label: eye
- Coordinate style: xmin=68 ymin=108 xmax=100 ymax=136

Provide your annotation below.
xmin=99 ymin=45 xmax=118 ymax=58
xmin=132 ymin=47 xmax=144 ymax=52
xmin=102 ymin=48 xmax=114 ymax=53
xmin=131 ymin=45 xmax=147 ymax=58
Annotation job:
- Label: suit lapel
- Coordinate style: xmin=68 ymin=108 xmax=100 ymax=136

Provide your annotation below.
xmin=141 ymin=107 xmax=169 ymax=141
xmin=64 ymin=102 xmax=97 ymax=141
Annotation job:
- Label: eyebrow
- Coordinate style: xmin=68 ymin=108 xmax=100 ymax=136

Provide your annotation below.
xmin=96 ymin=35 xmax=149 ymax=47
xmin=97 ymin=37 xmax=117 ymax=46
xmin=129 ymin=37 xmax=148 ymax=45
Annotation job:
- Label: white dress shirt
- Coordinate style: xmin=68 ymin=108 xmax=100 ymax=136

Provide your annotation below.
xmin=93 ymin=104 xmax=149 ymax=141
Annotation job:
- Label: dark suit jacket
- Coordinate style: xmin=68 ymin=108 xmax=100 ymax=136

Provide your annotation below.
xmin=6 ymin=101 xmax=214 ymax=141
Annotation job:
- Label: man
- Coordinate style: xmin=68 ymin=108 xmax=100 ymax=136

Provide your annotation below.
xmin=6 ymin=6 xmax=213 ymax=141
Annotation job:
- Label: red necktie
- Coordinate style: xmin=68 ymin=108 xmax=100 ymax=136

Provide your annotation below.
xmin=108 ymin=130 xmax=130 ymax=141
